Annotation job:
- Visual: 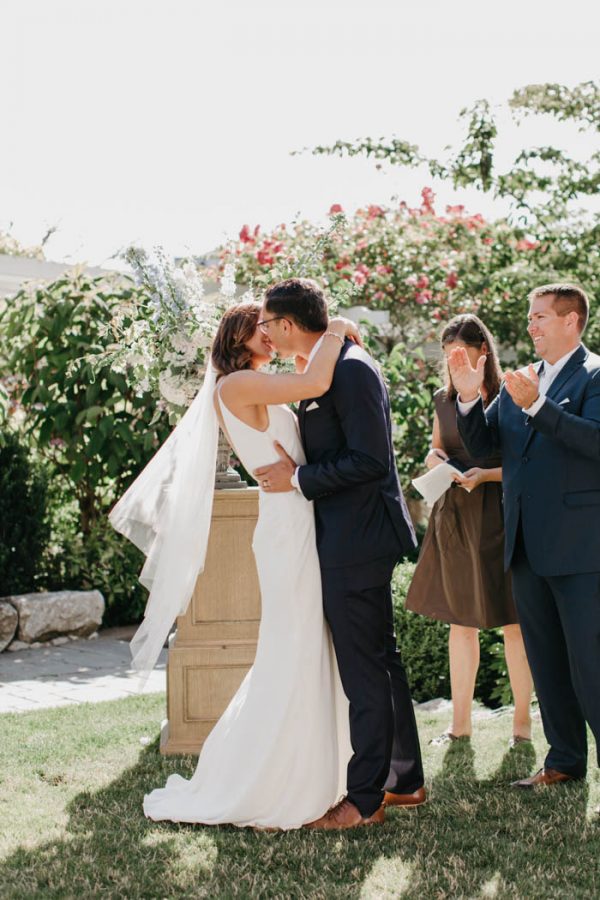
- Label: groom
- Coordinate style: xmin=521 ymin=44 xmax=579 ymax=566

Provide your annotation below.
xmin=254 ymin=278 xmax=425 ymax=829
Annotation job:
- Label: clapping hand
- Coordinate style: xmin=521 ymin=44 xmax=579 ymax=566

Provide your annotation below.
xmin=504 ymin=365 xmax=540 ymax=409
xmin=447 ymin=347 xmax=486 ymax=402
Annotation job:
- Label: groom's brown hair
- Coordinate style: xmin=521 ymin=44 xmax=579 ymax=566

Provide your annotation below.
xmin=264 ymin=278 xmax=328 ymax=332
xmin=528 ymin=283 xmax=590 ymax=334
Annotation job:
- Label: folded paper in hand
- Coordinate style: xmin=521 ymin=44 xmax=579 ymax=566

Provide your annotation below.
xmin=412 ymin=462 xmax=464 ymax=506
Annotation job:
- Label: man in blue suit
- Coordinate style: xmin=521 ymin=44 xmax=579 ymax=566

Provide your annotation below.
xmin=254 ymin=278 xmax=424 ymax=828
xmin=449 ymin=283 xmax=600 ymax=788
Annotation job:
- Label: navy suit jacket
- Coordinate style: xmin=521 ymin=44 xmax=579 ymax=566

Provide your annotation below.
xmin=297 ymin=341 xmax=417 ymax=569
xmin=457 ymin=344 xmax=600 ymax=576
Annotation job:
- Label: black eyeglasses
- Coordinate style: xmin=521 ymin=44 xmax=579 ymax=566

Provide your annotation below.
xmin=257 ymin=316 xmax=291 ymax=334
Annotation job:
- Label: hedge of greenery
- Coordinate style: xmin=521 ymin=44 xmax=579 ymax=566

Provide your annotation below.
xmin=392 ymin=562 xmax=512 ymax=709
xmin=0 ymin=432 xmax=50 ymax=595
xmin=0 ymin=271 xmax=170 ymax=620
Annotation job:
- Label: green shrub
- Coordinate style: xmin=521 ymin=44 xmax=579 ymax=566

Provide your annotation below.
xmin=0 ymin=431 xmax=50 ymax=595
xmin=392 ymin=562 xmax=451 ymax=702
xmin=0 ymin=270 xmax=170 ymax=535
xmin=42 ymin=505 xmax=147 ymax=627
xmin=392 ymin=561 xmax=511 ymax=708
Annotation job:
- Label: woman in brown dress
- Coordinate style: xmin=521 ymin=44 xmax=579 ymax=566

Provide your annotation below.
xmin=406 ymin=314 xmax=533 ymax=745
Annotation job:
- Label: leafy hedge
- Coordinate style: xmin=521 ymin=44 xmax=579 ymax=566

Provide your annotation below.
xmin=0 ymin=432 xmax=50 ymax=596
xmin=42 ymin=506 xmax=148 ymax=627
xmin=392 ymin=562 xmax=511 ymax=708
xmin=0 ymin=270 xmax=170 ymax=535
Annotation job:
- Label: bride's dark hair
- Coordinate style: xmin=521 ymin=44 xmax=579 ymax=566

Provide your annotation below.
xmin=211 ymin=302 xmax=262 ymax=376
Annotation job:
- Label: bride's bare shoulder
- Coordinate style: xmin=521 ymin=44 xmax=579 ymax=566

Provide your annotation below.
xmin=218 ymin=370 xmax=261 ymax=403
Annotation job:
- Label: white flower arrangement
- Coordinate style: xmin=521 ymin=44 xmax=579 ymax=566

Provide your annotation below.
xmin=96 ymin=246 xmax=247 ymax=420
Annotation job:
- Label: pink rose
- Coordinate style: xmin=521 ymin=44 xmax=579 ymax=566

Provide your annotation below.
xmin=421 ymin=187 xmax=436 ymax=213
xmin=239 ymin=224 xmax=254 ymax=244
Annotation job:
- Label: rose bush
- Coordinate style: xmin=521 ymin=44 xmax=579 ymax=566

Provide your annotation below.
xmin=220 ymin=190 xmax=598 ymax=491
xmin=228 ymin=190 xmax=598 ymax=355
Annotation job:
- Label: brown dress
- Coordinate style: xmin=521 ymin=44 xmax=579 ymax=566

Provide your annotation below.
xmin=406 ymin=388 xmax=517 ymax=628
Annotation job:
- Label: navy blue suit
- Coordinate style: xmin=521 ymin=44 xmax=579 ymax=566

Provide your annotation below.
xmin=458 ymin=344 xmax=600 ymax=776
xmin=297 ymin=340 xmax=423 ymax=815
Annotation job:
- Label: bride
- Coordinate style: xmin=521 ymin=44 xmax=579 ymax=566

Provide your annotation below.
xmin=111 ymin=300 xmax=360 ymax=830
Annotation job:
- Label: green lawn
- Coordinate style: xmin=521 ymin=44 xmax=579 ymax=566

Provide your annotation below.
xmin=0 ymin=696 xmax=598 ymax=899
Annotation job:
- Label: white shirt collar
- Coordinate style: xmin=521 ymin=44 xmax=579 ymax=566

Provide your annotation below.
xmin=541 ymin=344 xmax=581 ymax=378
xmin=306 ymin=334 xmax=325 ymax=367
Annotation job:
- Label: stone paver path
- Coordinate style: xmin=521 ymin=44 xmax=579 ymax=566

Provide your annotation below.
xmin=0 ymin=627 xmax=166 ymax=713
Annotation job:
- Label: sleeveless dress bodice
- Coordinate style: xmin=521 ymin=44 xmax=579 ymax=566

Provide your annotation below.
xmin=217 ymin=393 xmax=307 ymax=473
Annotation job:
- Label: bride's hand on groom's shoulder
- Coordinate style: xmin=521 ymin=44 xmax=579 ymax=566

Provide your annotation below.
xmin=329 ymin=317 xmax=364 ymax=348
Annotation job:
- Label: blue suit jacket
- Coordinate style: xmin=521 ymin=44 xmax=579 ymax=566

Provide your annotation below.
xmin=457 ymin=344 xmax=600 ymax=576
xmin=297 ymin=341 xmax=417 ymax=569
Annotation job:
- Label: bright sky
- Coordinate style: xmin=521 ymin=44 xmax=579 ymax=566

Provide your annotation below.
xmin=2 ymin=0 xmax=598 ymax=266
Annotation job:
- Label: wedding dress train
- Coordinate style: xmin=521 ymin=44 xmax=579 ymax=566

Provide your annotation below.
xmin=143 ymin=394 xmax=352 ymax=829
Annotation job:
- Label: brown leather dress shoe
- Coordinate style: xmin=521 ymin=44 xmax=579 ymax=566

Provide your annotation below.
xmin=305 ymin=797 xmax=385 ymax=830
xmin=511 ymin=767 xmax=579 ymax=789
xmin=384 ymin=786 xmax=427 ymax=808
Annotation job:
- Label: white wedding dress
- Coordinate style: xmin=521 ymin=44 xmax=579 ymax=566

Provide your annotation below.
xmin=143 ymin=393 xmax=352 ymax=829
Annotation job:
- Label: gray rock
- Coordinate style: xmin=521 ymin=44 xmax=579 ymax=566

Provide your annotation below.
xmin=5 ymin=590 xmax=105 ymax=643
xmin=0 ymin=600 xmax=18 ymax=652
xmin=415 ymin=697 xmax=453 ymax=712
xmin=6 ymin=639 xmax=29 ymax=652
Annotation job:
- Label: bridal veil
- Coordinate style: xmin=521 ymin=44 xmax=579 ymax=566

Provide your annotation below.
xmin=109 ymin=364 xmax=219 ymax=679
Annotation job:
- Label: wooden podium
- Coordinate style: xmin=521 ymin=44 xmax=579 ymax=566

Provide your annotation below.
xmin=160 ymin=488 xmax=261 ymax=755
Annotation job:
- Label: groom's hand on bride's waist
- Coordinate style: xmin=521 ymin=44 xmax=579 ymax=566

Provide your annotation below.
xmin=254 ymin=442 xmax=298 ymax=493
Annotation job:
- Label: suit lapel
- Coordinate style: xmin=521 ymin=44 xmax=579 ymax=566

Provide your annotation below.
xmin=544 ymin=344 xmax=586 ymax=404
xmin=298 ymin=399 xmax=307 ymax=446
xmin=521 ymin=345 xmax=586 ymax=453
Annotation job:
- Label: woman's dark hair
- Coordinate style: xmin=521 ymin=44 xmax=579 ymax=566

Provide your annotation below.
xmin=211 ymin=302 xmax=262 ymax=376
xmin=441 ymin=313 xmax=502 ymax=402
xmin=264 ymin=278 xmax=328 ymax=332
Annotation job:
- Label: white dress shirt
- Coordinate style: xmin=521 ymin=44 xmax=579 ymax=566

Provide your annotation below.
xmin=291 ymin=335 xmax=325 ymax=492
xmin=457 ymin=345 xmax=582 ymax=417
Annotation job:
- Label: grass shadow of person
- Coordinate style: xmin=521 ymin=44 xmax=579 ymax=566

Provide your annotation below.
xmin=1 ymin=734 xmax=597 ymax=899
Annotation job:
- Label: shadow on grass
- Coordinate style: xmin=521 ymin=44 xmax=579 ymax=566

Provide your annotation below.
xmin=1 ymin=736 xmax=598 ymax=899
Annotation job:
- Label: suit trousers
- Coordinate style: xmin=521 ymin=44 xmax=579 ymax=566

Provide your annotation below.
xmin=511 ymin=524 xmax=600 ymax=777
xmin=321 ymin=557 xmax=424 ymax=817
